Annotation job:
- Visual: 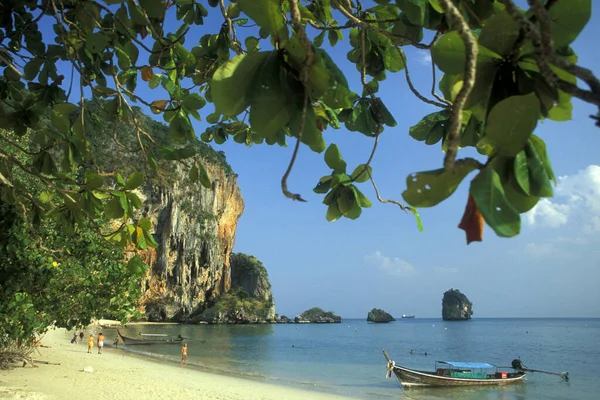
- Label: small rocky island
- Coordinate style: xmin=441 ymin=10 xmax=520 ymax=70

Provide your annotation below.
xmin=442 ymin=288 xmax=473 ymax=321
xmin=192 ymin=253 xmax=275 ymax=324
xmin=294 ymin=307 xmax=342 ymax=323
xmin=367 ymin=308 xmax=395 ymax=323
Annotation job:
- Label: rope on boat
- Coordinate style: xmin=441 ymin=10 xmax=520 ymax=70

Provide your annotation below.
xmin=511 ymin=359 xmax=569 ymax=381
xmin=386 ymin=360 xmax=395 ymax=379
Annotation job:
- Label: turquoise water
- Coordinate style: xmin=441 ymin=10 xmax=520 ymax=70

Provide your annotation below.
xmin=110 ymin=318 xmax=599 ymax=399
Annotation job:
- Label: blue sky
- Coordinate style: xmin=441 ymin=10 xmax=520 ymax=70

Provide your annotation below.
xmin=38 ymin=1 xmax=600 ymax=318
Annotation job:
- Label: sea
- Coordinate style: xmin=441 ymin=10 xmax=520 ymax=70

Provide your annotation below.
xmin=107 ymin=318 xmax=599 ymax=399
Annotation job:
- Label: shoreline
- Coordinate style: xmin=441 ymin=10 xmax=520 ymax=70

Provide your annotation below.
xmin=0 ymin=326 xmax=353 ymax=400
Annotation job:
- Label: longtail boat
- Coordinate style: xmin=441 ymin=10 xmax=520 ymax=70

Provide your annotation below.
xmin=117 ymin=329 xmax=183 ymax=345
xmin=383 ymin=350 xmax=526 ymax=388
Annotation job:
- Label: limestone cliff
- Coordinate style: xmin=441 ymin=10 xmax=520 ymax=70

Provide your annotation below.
xmin=85 ymin=102 xmax=246 ymax=322
xmin=137 ymin=162 xmax=244 ymax=321
xmin=442 ymin=289 xmax=473 ymax=321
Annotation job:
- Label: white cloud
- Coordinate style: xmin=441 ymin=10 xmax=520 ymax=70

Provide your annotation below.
xmin=433 ymin=267 xmax=459 ymax=274
xmin=364 ymin=251 xmax=416 ymax=277
xmin=525 ymin=165 xmax=600 ymax=232
xmin=417 ymin=52 xmax=432 ymax=65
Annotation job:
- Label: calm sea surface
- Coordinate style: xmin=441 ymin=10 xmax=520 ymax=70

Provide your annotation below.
xmin=108 ymin=318 xmax=599 ymax=399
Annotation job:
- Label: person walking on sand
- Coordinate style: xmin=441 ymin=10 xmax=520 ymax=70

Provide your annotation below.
xmin=79 ymin=330 xmax=84 ymax=341
xmin=87 ymin=334 xmax=94 ymax=353
xmin=97 ymin=332 xmax=105 ymax=354
xmin=181 ymin=343 xmax=187 ymax=366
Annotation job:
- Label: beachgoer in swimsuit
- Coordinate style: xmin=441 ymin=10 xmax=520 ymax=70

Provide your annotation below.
xmin=97 ymin=333 xmax=104 ymax=354
xmin=181 ymin=343 xmax=187 ymax=366
xmin=87 ymin=334 xmax=94 ymax=353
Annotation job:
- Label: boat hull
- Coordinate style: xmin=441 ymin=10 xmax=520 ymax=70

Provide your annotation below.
xmin=117 ymin=330 xmax=183 ymax=346
xmin=393 ymin=365 xmax=526 ymax=388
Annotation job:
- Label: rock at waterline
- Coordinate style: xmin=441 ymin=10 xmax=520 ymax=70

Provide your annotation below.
xmin=367 ymin=308 xmax=396 ymax=323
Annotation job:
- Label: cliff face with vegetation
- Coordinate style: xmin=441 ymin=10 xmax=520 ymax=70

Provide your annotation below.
xmin=87 ymin=103 xmax=248 ymax=322
xmin=295 ymin=308 xmax=342 ymax=323
xmin=442 ymin=289 xmax=473 ymax=321
xmin=192 ymin=253 xmax=276 ymax=323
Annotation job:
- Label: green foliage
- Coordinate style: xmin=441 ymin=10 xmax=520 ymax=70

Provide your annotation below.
xmin=0 ymin=0 xmax=596 ymax=255
xmin=0 ymin=203 xmax=144 ymax=348
xmin=230 ymin=253 xmax=270 ymax=284
xmin=299 ymin=307 xmax=340 ymax=321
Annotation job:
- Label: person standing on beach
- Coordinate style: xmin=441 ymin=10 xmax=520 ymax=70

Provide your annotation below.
xmin=87 ymin=334 xmax=94 ymax=353
xmin=181 ymin=343 xmax=187 ymax=366
xmin=97 ymin=332 xmax=105 ymax=354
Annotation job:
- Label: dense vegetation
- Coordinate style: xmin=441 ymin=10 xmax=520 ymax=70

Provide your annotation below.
xmin=299 ymin=307 xmax=340 ymax=321
xmin=197 ymin=288 xmax=274 ymax=323
xmin=441 ymin=288 xmax=473 ymax=320
xmin=0 ymin=0 xmax=598 ymax=353
xmin=0 ymin=204 xmax=145 ymax=348
xmin=230 ymin=252 xmax=270 ymax=284
xmin=0 ymin=0 xmax=597 ymax=249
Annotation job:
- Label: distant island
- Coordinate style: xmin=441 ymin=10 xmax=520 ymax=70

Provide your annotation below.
xmin=367 ymin=308 xmax=395 ymax=323
xmin=442 ymin=289 xmax=473 ymax=321
xmin=293 ymin=307 xmax=342 ymax=323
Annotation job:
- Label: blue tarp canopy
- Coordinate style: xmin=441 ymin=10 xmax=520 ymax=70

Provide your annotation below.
xmin=438 ymin=361 xmax=496 ymax=369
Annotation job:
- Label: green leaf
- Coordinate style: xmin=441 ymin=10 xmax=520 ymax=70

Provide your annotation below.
xmin=313 ymin=176 xmax=333 ymax=194
xmin=169 ymin=112 xmax=194 ymax=141
xmin=504 ymin=174 xmax=540 ymax=214
xmin=396 ymin=0 xmax=426 ymax=26
xmin=350 ymin=164 xmax=372 ymax=183
xmin=116 ymin=173 xmax=126 ymax=187
xmin=547 ymin=91 xmax=573 ymax=122
xmin=24 ymin=59 xmax=43 ymax=81
xmin=189 ymin=164 xmax=199 ymax=182
xmin=470 ymin=166 xmax=521 ymax=238
xmin=513 ymin=150 xmax=531 ymax=195
xmin=314 ymin=31 xmax=326 ymax=47
xmin=211 ymin=52 xmax=270 ymax=117
xmin=409 ymin=110 xmax=451 ymax=142
xmin=125 ymin=171 xmax=144 ymax=190
xmin=85 ymin=172 xmax=104 ymax=190
xmin=482 ymin=93 xmax=540 ymax=157
xmin=237 ymin=0 xmax=288 ymax=42
xmin=431 ymin=31 xmax=502 ymax=75
xmin=85 ymin=32 xmax=108 ymax=54
xmin=245 ymin=36 xmax=259 ymax=52
xmin=249 ymin=52 xmax=293 ymax=138
xmin=324 ymin=144 xmax=347 ymax=174
xmin=524 ymin=141 xmax=553 ymax=197
xmin=326 ymin=202 xmax=343 ymax=222
xmin=288 ymin=103 xmax=326 ymax=153
xmin=402 ymin=161 xmax=477 ymax=208
xmin=105 ymin=197 xmax=124 ymax=219
xmin=478 ymin=9 xmax=521 ymax=57
xmin=529 ymin=135 xmax=556 ymax=185
xmin=127 ymin=192 xmax=142 ymax=209
xmin=354 ymin=187 xmax=372 ymax=208
xmin=548 ymin=0 xmax=591 ymax=48
xmin=198 ymin=163 xmax=211 ymax=189
xmin=383 ymin=46 xmax=405 ymax=73
xmin=138 ymin=217 xmax=152 ymax=231
xmin=182 ymin=93 xmax=206 ymax=112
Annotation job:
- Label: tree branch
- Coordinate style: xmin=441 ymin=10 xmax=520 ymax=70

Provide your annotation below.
xmin=437 ymin=0 xmax=478 ymax=171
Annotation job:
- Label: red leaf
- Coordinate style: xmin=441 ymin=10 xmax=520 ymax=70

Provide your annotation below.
xmin=458 ymin=194 xmax=484 ymax=244
xmin=316 ymin=119 xmax=324 ymax=131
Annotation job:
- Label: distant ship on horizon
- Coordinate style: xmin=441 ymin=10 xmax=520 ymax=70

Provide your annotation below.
xmin=401 ymin=314 xmax=415 ymax=319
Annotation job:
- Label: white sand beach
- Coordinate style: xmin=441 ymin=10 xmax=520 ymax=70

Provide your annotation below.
xmin=0 ymin=325 xmax=352 ymax=400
